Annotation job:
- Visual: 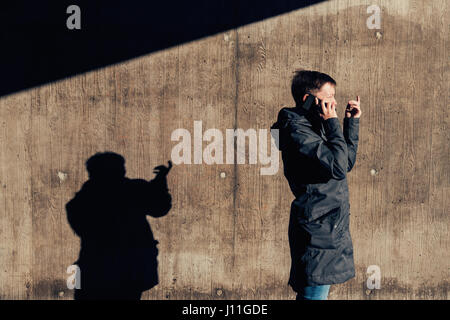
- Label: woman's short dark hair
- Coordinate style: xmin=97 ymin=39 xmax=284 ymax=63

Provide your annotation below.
xmin=291 ymin=69 xmax=336 ymax=106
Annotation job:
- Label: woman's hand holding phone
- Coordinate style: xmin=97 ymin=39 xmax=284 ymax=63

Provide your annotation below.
xmin=345 ymin=96 xmax=361 ymax=118
xmin=316 ymin=98 xmax=338 ymax=121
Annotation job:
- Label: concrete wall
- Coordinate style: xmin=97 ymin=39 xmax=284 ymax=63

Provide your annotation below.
xmin=0 ymin=0 xmax=448 ymax=299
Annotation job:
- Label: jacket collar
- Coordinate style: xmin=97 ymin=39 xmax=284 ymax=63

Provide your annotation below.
xmin=294 ymin=104 xmax=327 ymax=140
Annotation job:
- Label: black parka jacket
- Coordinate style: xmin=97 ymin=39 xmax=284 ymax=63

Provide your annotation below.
xmin=271 ymin=105 xmax=360 ymax=289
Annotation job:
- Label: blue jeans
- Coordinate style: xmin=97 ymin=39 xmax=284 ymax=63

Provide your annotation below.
xmin=296 ymin=285 xmax=331 ymax=300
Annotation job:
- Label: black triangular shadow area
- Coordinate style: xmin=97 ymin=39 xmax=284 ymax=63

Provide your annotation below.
xmin=0 ymin=0 xmax=326 ymax=97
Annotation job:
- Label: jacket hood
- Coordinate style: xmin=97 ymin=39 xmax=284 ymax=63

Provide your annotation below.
xmin=271 ymin=106 xmax=307 ymax=151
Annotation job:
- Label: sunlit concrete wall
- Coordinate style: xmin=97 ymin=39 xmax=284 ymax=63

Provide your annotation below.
xmin=0 ymin=0 xmax=448 ymax=299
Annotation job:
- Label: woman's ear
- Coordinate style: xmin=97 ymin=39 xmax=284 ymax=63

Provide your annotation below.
xmin=302 ymin=94 xmax=309 ymax=102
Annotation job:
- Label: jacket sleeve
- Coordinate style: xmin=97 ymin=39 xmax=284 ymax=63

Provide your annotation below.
xmin=287 ymin=117 xmax=348 ymax=180
xmin=343 ymin=117 xmax=360 ymax=172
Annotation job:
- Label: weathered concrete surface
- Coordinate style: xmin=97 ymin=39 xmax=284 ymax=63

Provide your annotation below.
xmin=0 ymin=0 xmax=448 ymax=299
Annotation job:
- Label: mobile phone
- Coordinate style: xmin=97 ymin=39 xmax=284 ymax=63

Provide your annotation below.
xmin=302 ymin=94 xmax=324 ymax=114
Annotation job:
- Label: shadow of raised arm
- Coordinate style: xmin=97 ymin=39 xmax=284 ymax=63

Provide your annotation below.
xmin=138 ymin=160 xmax=173 ymax=218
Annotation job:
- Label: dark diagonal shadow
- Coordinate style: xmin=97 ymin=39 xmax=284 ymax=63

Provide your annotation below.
xmin=0 ymin=0 xmax=326 ymax=97
xmin=65 ymin=151 xmax=172 ymax=300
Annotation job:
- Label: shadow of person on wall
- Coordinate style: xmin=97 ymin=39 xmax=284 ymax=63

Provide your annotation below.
xmin=66 ymin=151 xmax=172 ymax=300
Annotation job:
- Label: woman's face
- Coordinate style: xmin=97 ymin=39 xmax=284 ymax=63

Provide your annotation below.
xmin=302 ymin=82 xmax=337 ymax=108
xmin=315 ymin=82 xmax=337 ymax=107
